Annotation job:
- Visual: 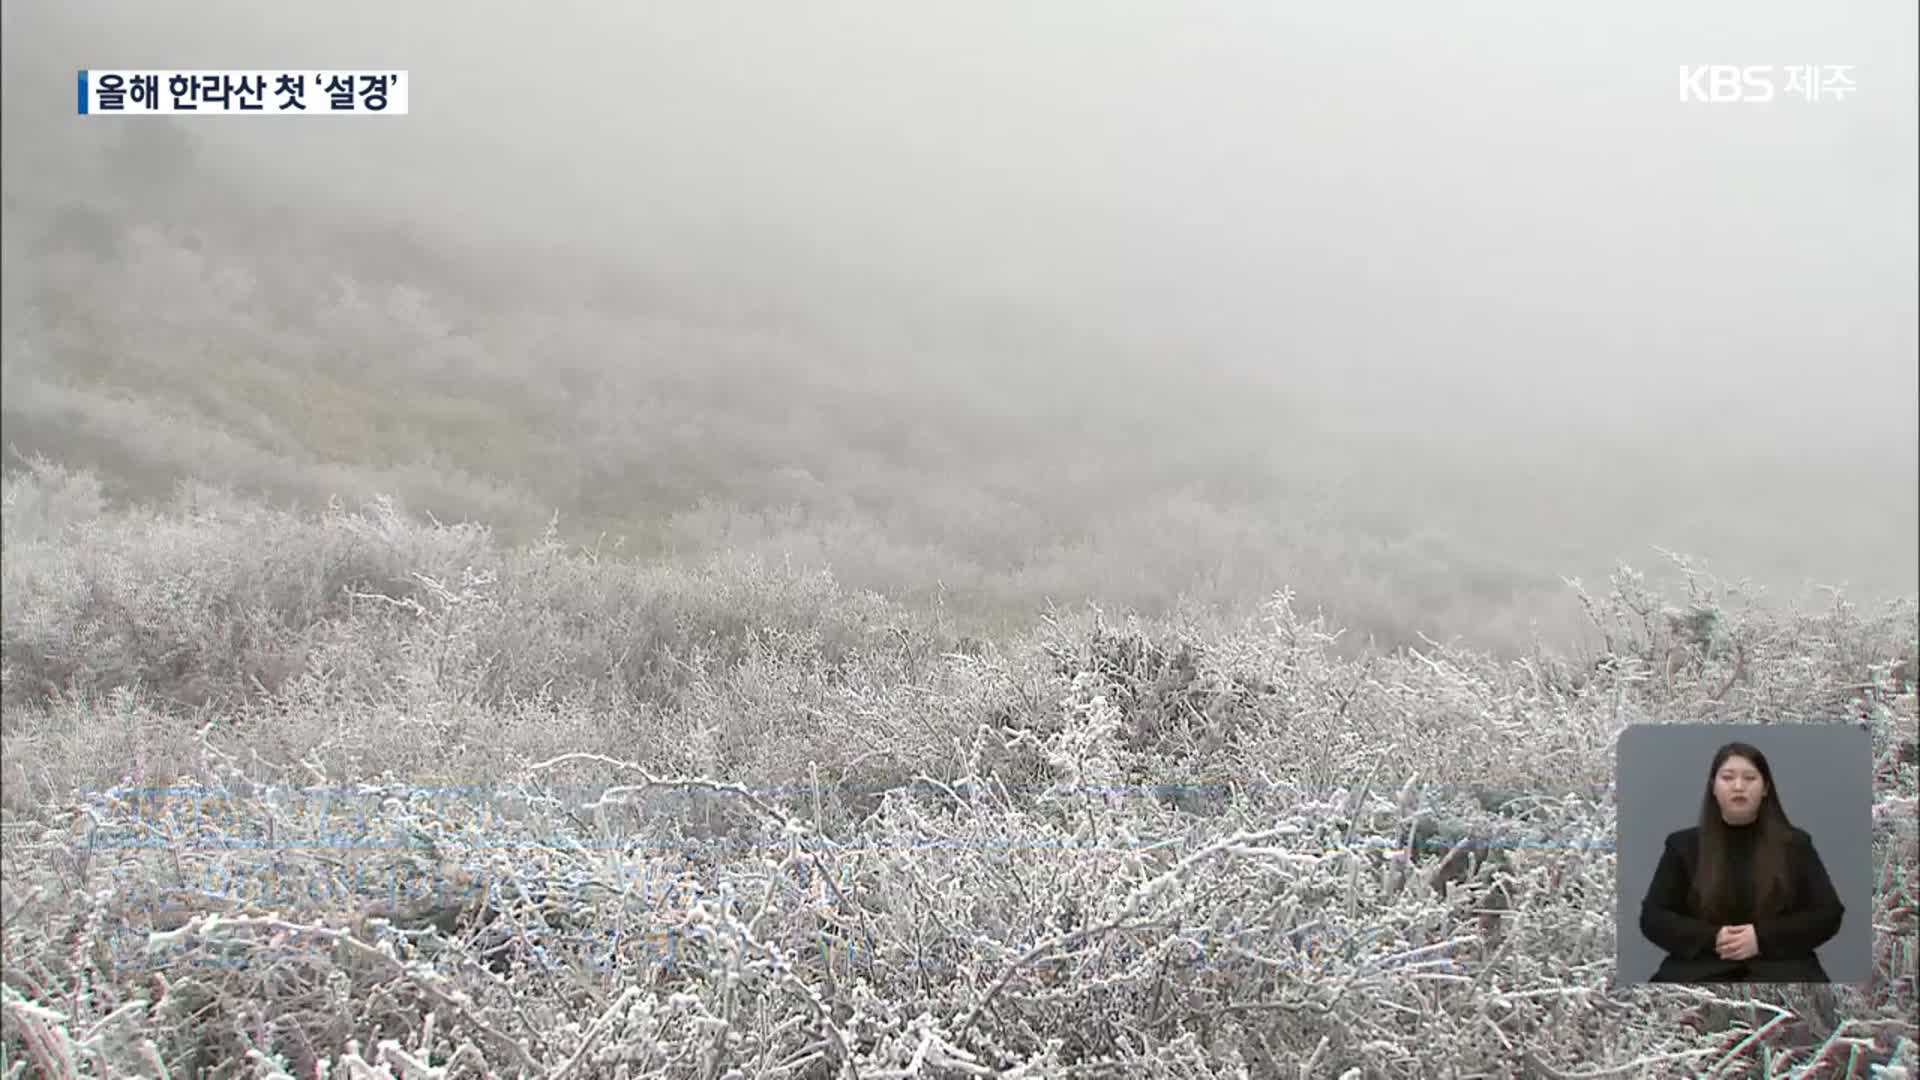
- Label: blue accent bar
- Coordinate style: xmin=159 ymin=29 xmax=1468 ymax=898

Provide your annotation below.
xmin=77 ymin=70 xmax=88 ymax=114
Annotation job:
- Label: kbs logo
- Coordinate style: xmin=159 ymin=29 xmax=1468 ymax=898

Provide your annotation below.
xmin=1679 ymin=66 xmax=1775 ymax=103
xmin=1678 ymin=65 xmax=1856 ymax=103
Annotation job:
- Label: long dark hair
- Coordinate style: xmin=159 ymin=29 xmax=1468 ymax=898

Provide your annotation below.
xmin=1691 ymin=741 xmax=1796 ymax=924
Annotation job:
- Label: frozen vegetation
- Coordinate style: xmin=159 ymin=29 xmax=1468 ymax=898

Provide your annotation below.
xmin=2 ymin=466 xmax=1914 ymax=1076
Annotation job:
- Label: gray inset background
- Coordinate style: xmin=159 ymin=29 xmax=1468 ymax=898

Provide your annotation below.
xmin=1615 ymin=723 xmax=1873 ymax=986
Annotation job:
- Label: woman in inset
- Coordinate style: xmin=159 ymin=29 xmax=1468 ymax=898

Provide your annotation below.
xmin=1638 ymin=741 xmax=1845 ymax=982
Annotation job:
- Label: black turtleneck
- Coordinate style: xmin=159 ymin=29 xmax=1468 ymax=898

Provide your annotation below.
xmin=1720 ymin=818 xmax=1759 ymax=922
xmin=1638 ymin=816 xmax=1847 ymax=983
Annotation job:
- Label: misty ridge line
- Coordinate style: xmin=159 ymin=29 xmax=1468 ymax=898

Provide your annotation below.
xmin=1 ymin=309 xmax=1908 ymax=660
xmin=4 ymin=44 xmax=1916 ymax=658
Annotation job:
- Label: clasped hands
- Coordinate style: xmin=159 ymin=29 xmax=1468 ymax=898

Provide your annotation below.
xmin=1716 ymin=923 xmax=1760 ymax=961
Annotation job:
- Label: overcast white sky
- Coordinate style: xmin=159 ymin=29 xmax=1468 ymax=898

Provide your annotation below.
xmin=6 ymin=1 xmax=1916 ymax=464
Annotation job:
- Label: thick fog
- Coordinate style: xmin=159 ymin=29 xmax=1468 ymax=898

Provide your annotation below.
xmin=15 ymin=2 xmax=1913 ymax=437
xmin=4 ymin=0 xmax=1916 ymax=637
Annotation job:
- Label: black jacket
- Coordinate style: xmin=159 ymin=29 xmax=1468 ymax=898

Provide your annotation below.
xmin=1638 ymin=824 xmax=1845 ymax=983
